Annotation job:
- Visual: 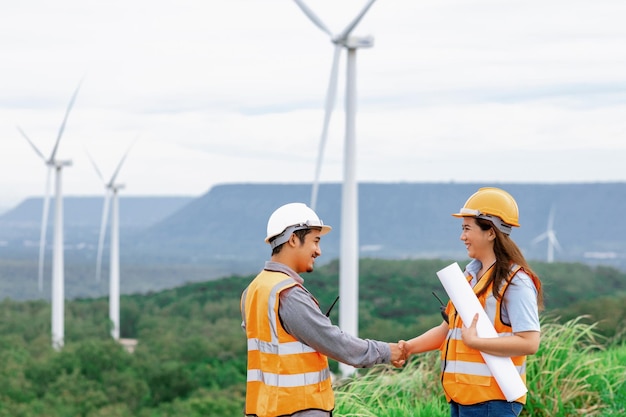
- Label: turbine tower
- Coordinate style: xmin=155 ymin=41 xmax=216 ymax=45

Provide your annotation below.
xmin=293 ymin=0 xmax=377 ymax=377
xmin=17 ymin=83 xmax=81 ymax=350
xmin=532 ymin=205 xmax=562 ymax=263
xmin=87 ymin=140 xmax=135 ymax=340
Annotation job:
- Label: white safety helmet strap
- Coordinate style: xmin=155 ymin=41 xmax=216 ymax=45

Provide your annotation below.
xmin=459 ymin=208 xmax=513 ymax=235
xmin=269 ymin=220 xmax=325 ymax=249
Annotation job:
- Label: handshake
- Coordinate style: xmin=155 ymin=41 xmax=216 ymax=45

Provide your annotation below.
xmin=389 ymin=340 xmax=410 ymax=368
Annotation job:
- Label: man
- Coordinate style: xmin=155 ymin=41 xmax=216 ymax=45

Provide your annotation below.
xmin=241 ymin=202 xmax=405 ymax=417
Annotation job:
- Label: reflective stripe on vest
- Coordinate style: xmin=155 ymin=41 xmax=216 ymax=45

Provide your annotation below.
xmin=247 ymin=367 xmax=331 ymax=387
xmin=441 ymin=360 xmax=526 ymax=376
xmin=440 ymin=264 xmax=536 ymax=405
xmin=242 ymin=270 xmax=334 ymax=417
xmin=248 ymin=338 xmax=317 ymax=355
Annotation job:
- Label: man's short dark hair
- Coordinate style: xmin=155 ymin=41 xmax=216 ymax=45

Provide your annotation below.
xmin=271 ymin=228 xmax=312 ymax=256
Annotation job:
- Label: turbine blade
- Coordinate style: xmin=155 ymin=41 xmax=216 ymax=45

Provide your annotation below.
xmin=38 ymin=167 xmax=53 ymax=292
xmin=547 ymin=205 xmax=555 ymax=230
xmin=338 ymin=0 xmax=378 ymax=41
xmin=50 ymin=81 xmax=83 ymax=161
xmin=531 ymin=232 xmax=547 ymax=245
xmin=17 ymin=126 xmax=47 ymax=161
xmin=110 ymin=136 xmax=138 ymax=185
xmin=554 ymin=239 xmax=563 ymax=252
xmin=311 ymin=45 xmax=341 ymax=211
xmin=293 ymin=0 xmax=333 ymax=37
xmin=96 ymin=192 xmax=111 ymax=283
xmin=84 ymin=147 xmax=105 ymax=183
xmin=549 ymin=233 xmax=563 ymax=252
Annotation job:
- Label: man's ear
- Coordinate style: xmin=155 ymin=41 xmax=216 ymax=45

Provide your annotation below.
xmin=288 ymin=233 xmax=298 ymax=247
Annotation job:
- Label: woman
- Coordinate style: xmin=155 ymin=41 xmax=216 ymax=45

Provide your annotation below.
xmin=401 ymin=187 xmax=543 ymax=417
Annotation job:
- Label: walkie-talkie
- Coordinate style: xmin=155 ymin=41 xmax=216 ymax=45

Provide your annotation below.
xmin=325 ymin=296 xmax=339 ymax=317
xmin=432 ymin=291 xmax=449 ymax=324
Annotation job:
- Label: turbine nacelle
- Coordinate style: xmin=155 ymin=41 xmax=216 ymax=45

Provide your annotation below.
xmin=107 ymin=183 xmax=125 ymax=192
xmin=49 ymin=160 xmax=72 ymax=169
xmin=337 ymin=35 xmax=374 ymax=49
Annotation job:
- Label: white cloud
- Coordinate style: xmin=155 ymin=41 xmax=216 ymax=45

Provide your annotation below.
xmin=1 ymin=0 xmax=626 ymax=209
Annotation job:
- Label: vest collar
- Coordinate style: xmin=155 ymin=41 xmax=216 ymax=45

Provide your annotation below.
xmin=264 ymin=261 xmax=304 ymax=285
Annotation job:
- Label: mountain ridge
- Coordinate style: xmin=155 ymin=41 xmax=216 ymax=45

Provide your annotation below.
xmin=1 ymin=182 xmax=625 ymax=300
xmin=130 ymin=181 xmax=626 ymax=268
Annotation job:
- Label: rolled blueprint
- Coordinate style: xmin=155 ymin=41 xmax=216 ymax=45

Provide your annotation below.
xmin=436 ymin=262 xmax=527 ymax=402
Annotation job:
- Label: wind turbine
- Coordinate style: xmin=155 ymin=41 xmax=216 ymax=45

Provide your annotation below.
xmin=86 ymin=139 xmax=136 ymax=340
xmin=532 ymin=205 xmax=562 ymax=263
xmin=17 ymin=83 xmax=82 ymax=350
xmin=293 ymin=0 xmax=377 ymax=377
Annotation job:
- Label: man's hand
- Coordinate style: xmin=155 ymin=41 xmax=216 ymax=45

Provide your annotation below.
xmin=389 ymin=341 xmax=407 ymax=368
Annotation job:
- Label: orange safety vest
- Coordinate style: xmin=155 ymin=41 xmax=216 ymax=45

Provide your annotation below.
xmin=440 ymin=264 xmax=541 ymax=405
xmin=241 ymin=270 xmax=334 ymax=417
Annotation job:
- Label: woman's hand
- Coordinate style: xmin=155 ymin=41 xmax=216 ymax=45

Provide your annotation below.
xmin=461 ymin=313 xmax=480 ymax=349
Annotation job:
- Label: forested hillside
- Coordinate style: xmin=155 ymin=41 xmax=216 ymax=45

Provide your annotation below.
xmin=0 ymin=259 xmax=625 ymax=416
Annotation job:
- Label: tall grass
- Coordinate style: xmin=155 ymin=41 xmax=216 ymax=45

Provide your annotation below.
xmin=334 ymin=352 xmax=447 ymax=417
xmin=525 ymin=316 xmax=626 ymax=416
xmin=334 ymin=316 xmax=626 ymax=417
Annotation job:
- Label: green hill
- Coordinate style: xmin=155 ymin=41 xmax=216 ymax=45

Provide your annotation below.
xmin=0 ymin=259 xmax=625 ymax=416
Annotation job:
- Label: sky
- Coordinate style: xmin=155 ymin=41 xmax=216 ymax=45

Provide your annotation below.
xmin=1 ymin=0 xmax=626 ymax=210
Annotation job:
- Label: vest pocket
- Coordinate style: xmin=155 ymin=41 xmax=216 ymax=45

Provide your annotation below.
xmin=456 ymin=342 xmax=480 ymax=354
xmin=455 ymin=372 xmax=492 ymax=387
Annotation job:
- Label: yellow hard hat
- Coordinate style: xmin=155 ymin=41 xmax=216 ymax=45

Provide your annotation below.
xmin=452 ymin=187 xmax=520 ymax=234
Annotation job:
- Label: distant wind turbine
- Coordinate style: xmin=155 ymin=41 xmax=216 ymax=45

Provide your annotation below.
xmin=532 ymin=205 xmax=562 ymax=263
xmin=293 ymin=0 xmax=377 ymax=377
xmin=86 ymin=139 xmax=136 ymax=340
xmin=17 ymin=83 xmax=82 ymax=350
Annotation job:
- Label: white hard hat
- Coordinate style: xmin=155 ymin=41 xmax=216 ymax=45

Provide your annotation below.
xmin=265 ymin=202 xmax=332 ymax=249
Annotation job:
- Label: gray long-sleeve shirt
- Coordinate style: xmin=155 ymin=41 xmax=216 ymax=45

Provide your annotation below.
xmin=266 ymin=261 xmax=391 ymax=368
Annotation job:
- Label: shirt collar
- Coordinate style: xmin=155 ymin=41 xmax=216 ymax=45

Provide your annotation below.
xmin=264 ymin=261 xmax=304 ymax=285
xmin=465 ymin=259 xmax=483 ymax=286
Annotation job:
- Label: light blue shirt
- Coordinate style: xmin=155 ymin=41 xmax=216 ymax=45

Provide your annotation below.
xmin=465 ymin=259 xmax=540 ymax=333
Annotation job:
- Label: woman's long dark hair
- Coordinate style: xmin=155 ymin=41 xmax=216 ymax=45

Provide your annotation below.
xmin=475 ymin=217 xmax=544 ymax=310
